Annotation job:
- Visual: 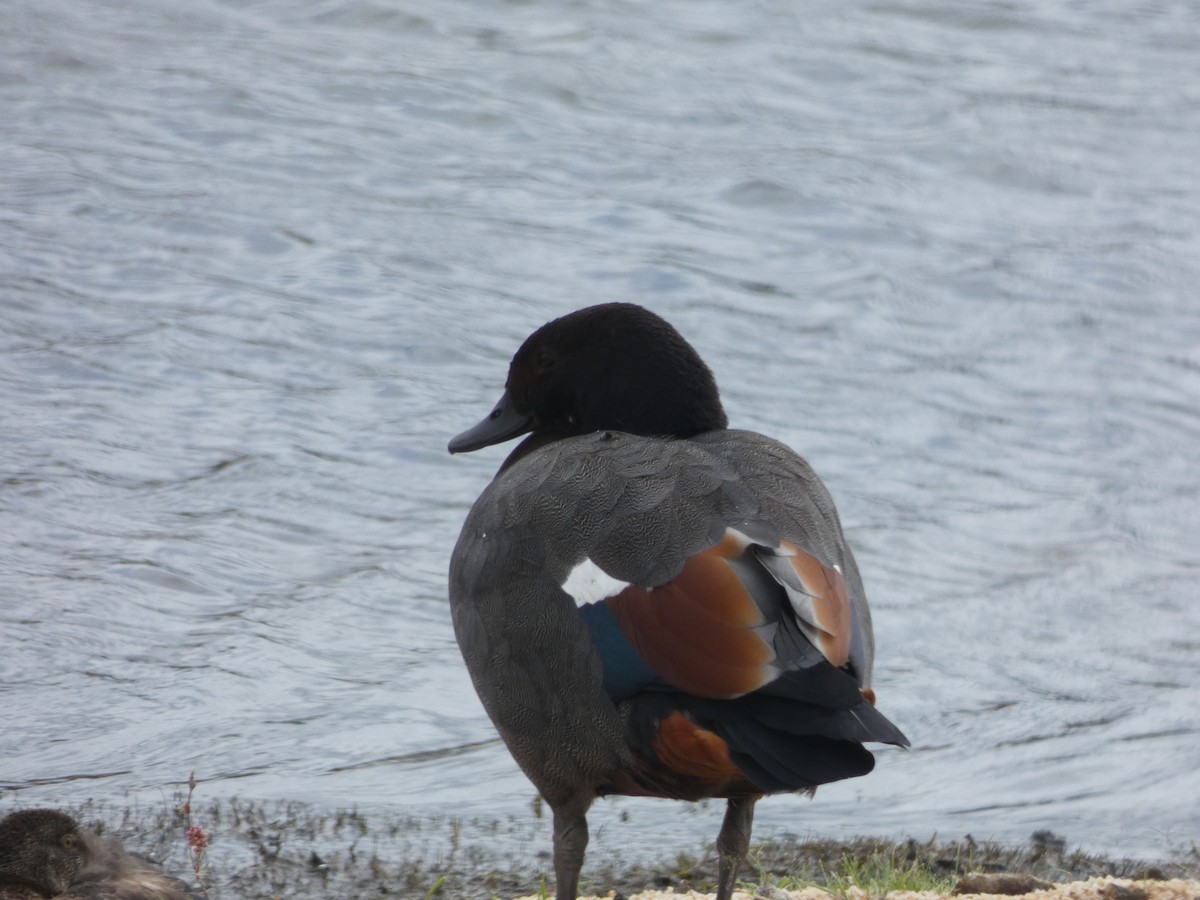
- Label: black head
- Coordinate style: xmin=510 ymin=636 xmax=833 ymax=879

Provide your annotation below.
xmin=449 ymin=303 xmax=727 ymax=465
xmin=0 ymin=809 xmax=89 ymax=897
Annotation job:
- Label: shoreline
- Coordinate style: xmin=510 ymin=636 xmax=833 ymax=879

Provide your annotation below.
xmin=20 ymin=797 xmax=1195 ymax=899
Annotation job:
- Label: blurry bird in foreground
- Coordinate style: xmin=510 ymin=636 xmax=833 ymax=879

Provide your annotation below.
xmin=0 ymin=809 xmax=192 ymax=900
xmin=0 ymin=810 xmax=85 ymax=899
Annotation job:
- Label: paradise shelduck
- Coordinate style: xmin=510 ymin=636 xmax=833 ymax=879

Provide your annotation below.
xmin=448 ymin=303 xmax=908 ymax=900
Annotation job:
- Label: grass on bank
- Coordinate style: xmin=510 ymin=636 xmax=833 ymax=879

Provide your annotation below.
xmin=749 ymin=840 xmax=960 ymax=895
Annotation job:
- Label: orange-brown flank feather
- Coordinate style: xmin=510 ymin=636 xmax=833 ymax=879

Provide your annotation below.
xmin=654 ymin=711 xmax=742 ymax=780
xmin=606 ymin=535 xmax=774 ymax=698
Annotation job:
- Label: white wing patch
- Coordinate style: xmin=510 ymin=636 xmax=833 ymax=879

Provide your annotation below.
xmin=723 ymin=527 xmax=756 ymax=552
xmin=561 ymin=557 xmax=630 ymax=607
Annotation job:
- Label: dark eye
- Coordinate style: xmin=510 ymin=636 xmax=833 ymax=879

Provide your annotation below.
xmin=534 ymin=348 xmax=556 ymax=372
xmin=61 ymin=833 xmax=77 ymax=850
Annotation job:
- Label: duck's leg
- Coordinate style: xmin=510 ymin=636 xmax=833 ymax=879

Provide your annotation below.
xmin=715 ymin=796 xmax=757 ymax=900
xmin=552 ymin=806 xmax=589 ymax=900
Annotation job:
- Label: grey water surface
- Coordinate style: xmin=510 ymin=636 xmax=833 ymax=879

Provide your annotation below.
xmin=2 ymin=0 xmax=1199 ymax=867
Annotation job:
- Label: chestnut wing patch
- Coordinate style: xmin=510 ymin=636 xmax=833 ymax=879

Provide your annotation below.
xmin=601 ymin=528 xmax=781 ymax=698
xmin=567 ymin=528 xmax=874 ymax=704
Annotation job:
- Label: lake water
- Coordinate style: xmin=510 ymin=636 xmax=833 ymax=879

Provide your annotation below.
xmin=2 ymin=0 xmax=1198 ymax=870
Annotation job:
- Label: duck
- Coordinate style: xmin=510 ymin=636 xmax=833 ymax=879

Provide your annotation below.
xmin=447 ymin=302 xmax=908 ymax=900
xmin=0 ymin=809 xmax=88 ymax=899
xmin=0 ymin=809 xmax=192 ymax=900
xmin=67 ymin=831 xmax=193 ymax=900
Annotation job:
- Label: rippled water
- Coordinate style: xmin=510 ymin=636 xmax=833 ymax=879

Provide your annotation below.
xmin=3 ymin=0 xmax=1198 ymax=867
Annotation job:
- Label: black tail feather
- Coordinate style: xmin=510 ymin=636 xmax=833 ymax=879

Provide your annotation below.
xmin=684 ymin=691 xmax=904 ymax=792
xmin=701 ymin=707 xmax=877 ymax=791
xmin=623 ymin=689 xmax=907 ymax=797
xmin=746 ymin=695 xmax=910 ymax=747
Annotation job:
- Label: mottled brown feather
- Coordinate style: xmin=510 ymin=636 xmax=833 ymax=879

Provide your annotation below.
xmin=779 ymin=539 xmax=853 ymax=668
